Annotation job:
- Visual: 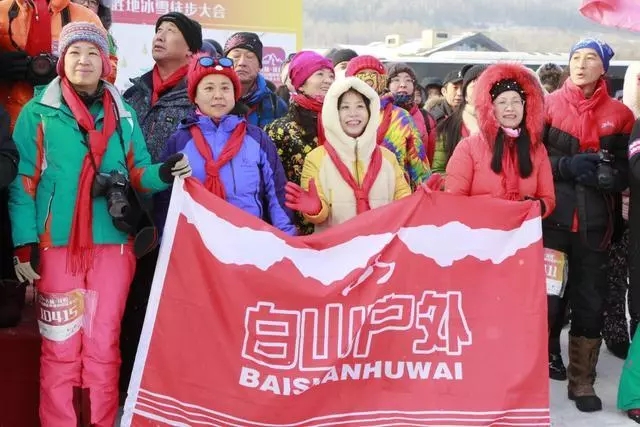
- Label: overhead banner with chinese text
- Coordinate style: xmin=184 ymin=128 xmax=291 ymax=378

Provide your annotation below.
xmin=122 ymin=179 xmax=550 ymax=427
xmin=110 ymin=0 xmax=302 ymax=90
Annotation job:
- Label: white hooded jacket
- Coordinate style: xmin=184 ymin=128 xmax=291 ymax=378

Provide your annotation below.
xmin=300 ymin=77 xmax=411 ymax=232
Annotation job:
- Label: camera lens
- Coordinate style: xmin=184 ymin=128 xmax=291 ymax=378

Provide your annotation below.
xmin=30 ymin=56 xmax=54 ymax=77
xmin=108 ymin=198 xmax=129 ymax=219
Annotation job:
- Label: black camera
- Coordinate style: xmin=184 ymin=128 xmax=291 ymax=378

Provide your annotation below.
xmin=596 ymin=149 xmax=615 ymax=189
xmin=92 ymin=171 xmax=131 ymax=220
xmin=29 ymin=54 xmax=56 ymax=76
xmin=26 ymin=53 xmax=58 ymax=86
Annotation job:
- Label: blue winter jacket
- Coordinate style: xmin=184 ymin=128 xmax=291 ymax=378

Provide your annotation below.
xmin=242 ymin=74 xmax=288 ymax=128
xmin=156 ymin=113 xmax=297 ymax=235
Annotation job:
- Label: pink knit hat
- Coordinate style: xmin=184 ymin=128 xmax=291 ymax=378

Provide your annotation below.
xmin=288 ymin=51 xmax=333 ymax=90
xmin=56 ymin=22 xmax=112 ymax=79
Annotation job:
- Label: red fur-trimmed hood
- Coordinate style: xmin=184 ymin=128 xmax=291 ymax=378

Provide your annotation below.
xmin=474 ymin=63 xmax=545 ymax=147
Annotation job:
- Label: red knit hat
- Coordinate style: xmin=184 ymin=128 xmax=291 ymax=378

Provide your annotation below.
xmin=345 ymin=55 xmax=386 ymax=77
xmin=187 ymin=53 xmax=242 ymax=104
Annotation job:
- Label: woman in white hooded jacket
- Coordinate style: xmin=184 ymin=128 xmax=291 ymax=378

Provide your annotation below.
xmin=284 ymin=77 xmax=411 ymax=232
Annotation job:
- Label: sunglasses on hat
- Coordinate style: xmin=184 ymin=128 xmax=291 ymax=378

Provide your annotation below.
xmin=198 ymin=56 xmax=234 ymax=69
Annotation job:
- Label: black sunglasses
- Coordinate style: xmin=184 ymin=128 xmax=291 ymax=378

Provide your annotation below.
xmin=198 ymin=56 xmax=234 ymax=69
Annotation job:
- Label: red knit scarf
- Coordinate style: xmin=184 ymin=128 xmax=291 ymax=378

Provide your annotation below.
xmin=291 ymin=94 xmax=325 ymax=144
xmin=151 ymin=65 xmax=188 ymax=106
xmin=61 ymin=78 xmax=117 ymax=274
xmin=560 ymin=79 xmax=609 ymax=152
xmin=501 ymin=137 xmax=521 ymax=202
xmin=323 ymin=142 xmax=383 ymax=214
xmin=376 ymin=102 xmax=394 ymax=145
xmin=189 ymin=121 xmax=247 ymax=199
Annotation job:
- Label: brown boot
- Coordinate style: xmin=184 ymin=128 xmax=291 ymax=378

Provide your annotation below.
xmin=567 ymin=335 xmax=603 ymax=412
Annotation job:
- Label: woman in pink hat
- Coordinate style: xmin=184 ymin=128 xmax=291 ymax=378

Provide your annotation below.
xmin=8 ymin=22 xmax=191 ymax=426
xmin=265 ymin=50 xmax=335 ymax=235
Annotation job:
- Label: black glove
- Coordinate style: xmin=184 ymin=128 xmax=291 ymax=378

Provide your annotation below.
xmin=524 ymin=196 xmax=546 ymax=217
xmin=558 ymin=153 xmax=600 ymax=180
xmin=575 ymin=170 xmax=599 ymax=187
xmin=0 ymin=50 xmax=29 ymax=81
xmin=159 ymin=153 xmax=192 ymax=183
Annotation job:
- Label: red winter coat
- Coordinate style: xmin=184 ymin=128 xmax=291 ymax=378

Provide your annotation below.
xmin=445 ymin=63 xmax=556 ymax=218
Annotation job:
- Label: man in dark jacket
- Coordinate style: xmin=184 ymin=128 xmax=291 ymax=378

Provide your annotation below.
xmin=428 ymin=68 xmax=464 ymax=123
xmin=119 ymin=11 xmax=202 ymax=400
xmin=123 ymin=12 xmax=201 ymax=162
xmin=224 ymin=32 xmax=288 ymax=128
xmin=543 ymin=38 xmax=634 ymax=413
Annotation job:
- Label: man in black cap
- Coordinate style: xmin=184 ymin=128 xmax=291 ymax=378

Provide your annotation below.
xmin=124 ymin=11 xmax=202 ymax=161
xmin=421 ymin=77 xmax=443 ymax=102
xmin=329 ymin=48 xmax=358 ymax=80
xmin=428 ymin=68 xmax=464 ymax=123
xmin=224 ymin=32 xmax=287 ymax=127
xmin=119 ymin=11 xmax=202 ymax=402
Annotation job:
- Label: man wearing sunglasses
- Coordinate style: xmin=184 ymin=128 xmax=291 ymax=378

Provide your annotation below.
xmin=223 ymin=32 xmax=288 ymax=128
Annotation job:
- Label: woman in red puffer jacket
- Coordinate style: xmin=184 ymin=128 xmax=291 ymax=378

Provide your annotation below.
xmin=444 ymin=62 xmax=555 ymax=217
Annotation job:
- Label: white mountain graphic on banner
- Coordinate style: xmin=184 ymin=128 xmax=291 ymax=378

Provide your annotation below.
xmin=180 ymin=188 xmax=541 ymax=285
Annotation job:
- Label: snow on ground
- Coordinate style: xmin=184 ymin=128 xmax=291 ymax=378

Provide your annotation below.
xmin=116 ymin=328 xmax=639 ymax=426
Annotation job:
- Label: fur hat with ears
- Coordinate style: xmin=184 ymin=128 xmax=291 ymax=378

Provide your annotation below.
xmin=623 ymin=61 xmax=640 ymax=118
xmin=473 ymin=62 xmax=545 ymax=147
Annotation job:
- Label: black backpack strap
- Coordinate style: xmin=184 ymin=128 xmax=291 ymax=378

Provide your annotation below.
xmin=7 ymin=2 xmax=22 ymax=51
xmin=61 ymin=7 xmax=71 ymax=28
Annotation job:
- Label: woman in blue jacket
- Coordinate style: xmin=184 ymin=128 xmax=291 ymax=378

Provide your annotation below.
xmin=156 ymin=54 xmax=297 ymax=235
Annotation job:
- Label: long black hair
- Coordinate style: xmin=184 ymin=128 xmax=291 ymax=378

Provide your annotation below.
xmin=291 ymin=103 xmax=320 ymax=140
xmin=490 ymin=127 xmax=533 ymax=178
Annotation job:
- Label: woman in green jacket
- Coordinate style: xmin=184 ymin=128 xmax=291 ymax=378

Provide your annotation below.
xmin=8 ymin=22 xmax=190 ymax=427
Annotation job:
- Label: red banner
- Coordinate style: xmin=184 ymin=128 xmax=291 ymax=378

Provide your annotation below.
xmin=122 ymin=179 xmax=550 ymax=427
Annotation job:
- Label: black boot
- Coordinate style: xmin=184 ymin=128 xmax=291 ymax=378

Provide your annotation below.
xmin=549 ymin=352 xmax=567 ymax=381
xmin=629 ymin=409 xmax=640 ymax=424
xmin=567 ymin=335 xmax=603 ymax=412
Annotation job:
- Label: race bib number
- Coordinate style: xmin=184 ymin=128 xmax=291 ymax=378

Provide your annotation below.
xmin=544 ymin=248 xmax=568 ymax=297
xmin=38 ymin=290 xmax=85 ymax=342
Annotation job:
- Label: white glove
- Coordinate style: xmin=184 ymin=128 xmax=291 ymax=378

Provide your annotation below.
xmin=15 ymin=263 xmax=40 ymax=284
xmin=13 ymin=244 xmax=41 ymax=285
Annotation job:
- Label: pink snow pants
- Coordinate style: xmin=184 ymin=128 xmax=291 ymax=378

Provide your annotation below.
xmin=37 ymin=245 xmax=135 ymax=427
